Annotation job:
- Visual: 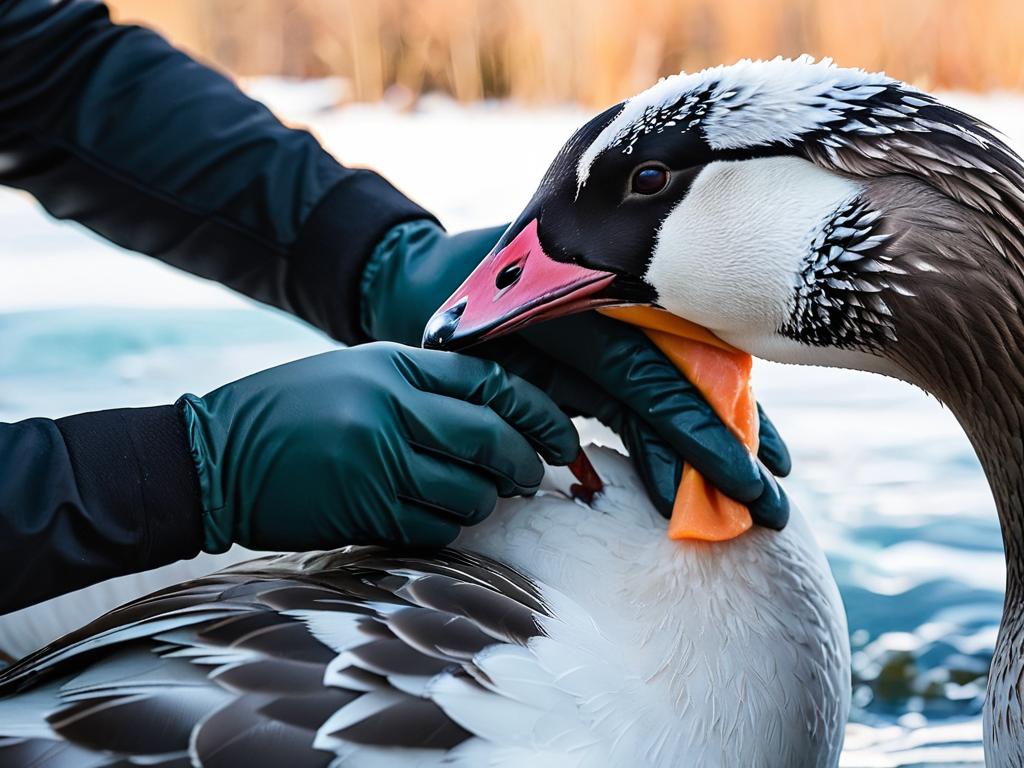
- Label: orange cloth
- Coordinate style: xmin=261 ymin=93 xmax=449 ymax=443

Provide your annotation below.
xmin=599 ymin=307 xmax=758 ymax=542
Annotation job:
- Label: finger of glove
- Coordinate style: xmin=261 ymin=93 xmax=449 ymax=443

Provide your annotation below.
xmin=747 ymin=462 xmax=791 ymax=530
xmin=483 ymin=328 xmax=785 ymax=524
xmin=398 ymin=450 xmax=499 ymax=526
xmin=520 ymin=315 xmax=762 ymax=502
xmin=390 ymin=501 xmax=463 ymax=548
xmin=481 ymin=338 xmax=683 ymax=515
xmin=478 ymin=335 xmax=632 ymax=431
xmin=399 ymin=393 xmax=547 ymax=496
xmin=617 ymin=415 xmax=684 ymax=519
xmin=756 ymin=403 xmax=792 ymax=477
xmin=398 ymin=349 xmax=579 ymax=466
xmin=626 ymin=413 xmax=787 ymax=529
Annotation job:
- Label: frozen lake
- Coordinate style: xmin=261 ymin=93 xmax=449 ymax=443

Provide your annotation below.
xmin=5 ymin=82 xmax=1022 ymax=765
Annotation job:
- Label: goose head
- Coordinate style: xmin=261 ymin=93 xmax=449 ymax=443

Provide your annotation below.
xmin=423 ymin=57 xmax=1024 ymax=403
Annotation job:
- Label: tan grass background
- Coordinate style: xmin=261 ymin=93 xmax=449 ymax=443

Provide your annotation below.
xmin=107 ymin=0 xmax=1024 ymax=105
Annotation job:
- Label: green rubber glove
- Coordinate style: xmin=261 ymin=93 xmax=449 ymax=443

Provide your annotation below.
xmin=360 ymin=221 xmax=792 ymax=526
xmin=179 ymin=343 xmax=579 ymax=553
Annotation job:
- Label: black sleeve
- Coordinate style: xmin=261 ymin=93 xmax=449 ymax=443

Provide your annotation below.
xmin=0 ymin=0 xmax=437 ymax=345
xmin=0 ymin=1 xmax=441 ymax=610
xmin=0 ymin=406 xmax=203 ymax=614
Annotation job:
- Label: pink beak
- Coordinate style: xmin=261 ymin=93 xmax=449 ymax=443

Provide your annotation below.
xmin=422 ymin=219 xmax=616 ymax=350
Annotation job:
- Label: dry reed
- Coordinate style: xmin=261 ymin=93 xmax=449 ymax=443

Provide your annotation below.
xmin=108 ymin=0 xmax=1024 ymax=105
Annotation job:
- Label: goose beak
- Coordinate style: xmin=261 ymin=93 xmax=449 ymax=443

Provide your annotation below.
xmin=422 ymin=218 xmax=616 ymax=350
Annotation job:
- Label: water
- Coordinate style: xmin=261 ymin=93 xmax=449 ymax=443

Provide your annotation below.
xmin=4 ymin=89 xmax=1016 ymax=765
xmin=755 ymin=367 xmax=998 ymax=767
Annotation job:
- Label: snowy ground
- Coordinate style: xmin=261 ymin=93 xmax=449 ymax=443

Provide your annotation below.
xmin=5 ymin=80 xmax=1024 ymax=765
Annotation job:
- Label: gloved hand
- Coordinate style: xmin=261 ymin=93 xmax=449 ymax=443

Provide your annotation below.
xmin=360 ymin=221 xmax=792 ymax=526
xmin=179 ymin=343 xmax=579 ymax=553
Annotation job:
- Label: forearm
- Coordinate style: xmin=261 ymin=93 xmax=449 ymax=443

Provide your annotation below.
xmin=0 ymin=0 xmax=434 ymax=344
xmin=0 ymin=406 xmax=202 ymax=613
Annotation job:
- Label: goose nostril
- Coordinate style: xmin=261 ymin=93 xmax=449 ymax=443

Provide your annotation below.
xmin=495 ymin=263 xmax=523 ymax=291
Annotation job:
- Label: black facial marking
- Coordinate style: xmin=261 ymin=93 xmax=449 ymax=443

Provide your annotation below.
xmin=489 ymin=93 xmax=799 ymax=308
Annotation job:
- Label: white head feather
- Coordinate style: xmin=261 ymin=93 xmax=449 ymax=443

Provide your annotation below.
xmin=577 ymin=56 xmax=898 ymax=193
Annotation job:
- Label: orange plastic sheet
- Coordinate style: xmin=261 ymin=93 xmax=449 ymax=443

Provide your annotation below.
xmin=599 ymin=307 xmax=759 ymax=542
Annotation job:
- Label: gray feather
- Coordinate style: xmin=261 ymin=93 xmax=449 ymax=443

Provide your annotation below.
xmin=0 ymin=546 xmax=549 ymax=765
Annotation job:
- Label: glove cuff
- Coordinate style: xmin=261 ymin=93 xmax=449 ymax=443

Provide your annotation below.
xmin=177 ymin=394 xmax=233 ymax=554
xmin=359 ymin=219 xmax=444 ymax=345
xmin=55 ymin=405 xmax=204 ymax=569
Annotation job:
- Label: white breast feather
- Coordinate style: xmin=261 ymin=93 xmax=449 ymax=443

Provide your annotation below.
xmin=454 ymin=445 xmax=850 ymax=767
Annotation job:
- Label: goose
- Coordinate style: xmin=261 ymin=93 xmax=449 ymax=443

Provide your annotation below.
xmin=0 ymin=58 xmax=872 ymax=768
xmin=424 ymin=56 xmax=1024 ymax=766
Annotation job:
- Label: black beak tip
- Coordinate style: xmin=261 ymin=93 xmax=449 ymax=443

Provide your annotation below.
xmin=422 ymin=298 xmax=467 ymax=349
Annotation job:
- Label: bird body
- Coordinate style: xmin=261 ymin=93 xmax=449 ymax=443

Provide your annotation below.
xmin=0 ymin=447 xmax=849 ymax=767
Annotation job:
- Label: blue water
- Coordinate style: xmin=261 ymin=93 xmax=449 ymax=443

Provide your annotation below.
xmin=0 ymin=306 xmax=1000 ymax=766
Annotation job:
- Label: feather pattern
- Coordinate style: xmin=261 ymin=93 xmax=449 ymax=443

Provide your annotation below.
xmin=577 ymin=55 xmax=895 ymax=189
xmin=782 ymin=195 xmax=900 ymax=350
xmin=0 ymin=448 xmax=849 ymax=767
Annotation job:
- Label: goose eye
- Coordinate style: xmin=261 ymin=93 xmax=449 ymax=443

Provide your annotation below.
xmin=631 ymin=164 xmax=670 ymax=195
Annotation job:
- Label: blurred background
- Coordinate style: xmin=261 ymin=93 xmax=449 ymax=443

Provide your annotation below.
xmin=107 ymin=0 xmax=1024 ymax=105
xmin=6 ymin=2 xmax=1024 ymax=766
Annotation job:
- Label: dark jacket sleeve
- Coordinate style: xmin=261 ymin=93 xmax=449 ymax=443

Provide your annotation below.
xmin=0 ymin=0 xmax=436 ymax=345
xmin=0 ymin=406 xmax=203 ymax=614
xmin=0 ymin=1 xmax=438 ymax=613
